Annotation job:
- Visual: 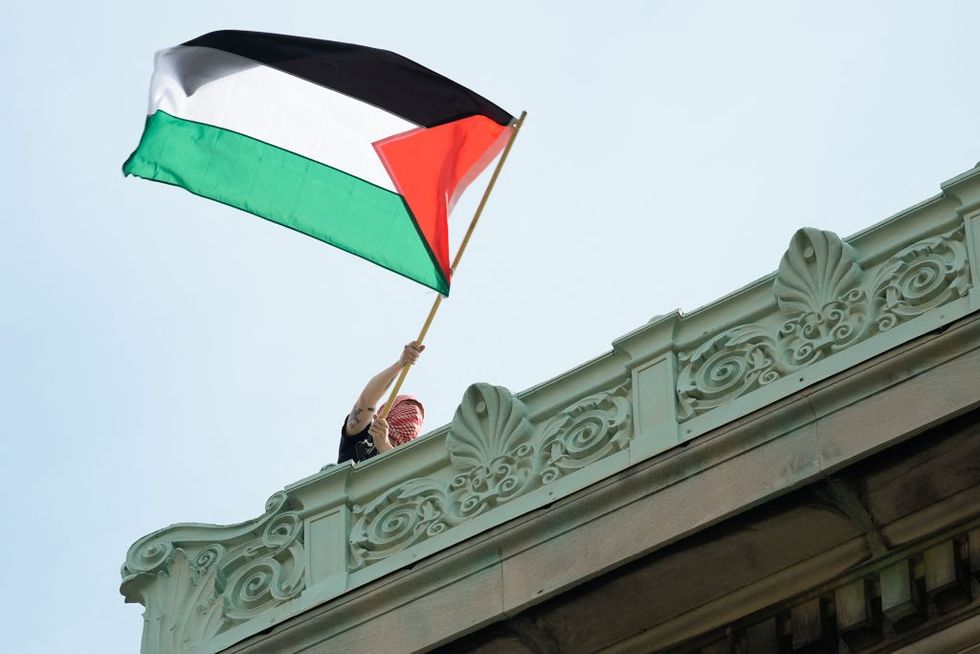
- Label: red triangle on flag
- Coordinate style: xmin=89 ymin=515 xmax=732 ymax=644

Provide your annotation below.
xmin=374 ymin=115 xmax=512 ymax=287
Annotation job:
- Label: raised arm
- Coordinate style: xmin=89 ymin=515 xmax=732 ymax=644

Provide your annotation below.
xmin=344 ymin=342 xmax=424 ymax=446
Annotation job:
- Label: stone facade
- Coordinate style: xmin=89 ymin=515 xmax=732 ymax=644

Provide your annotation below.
xmin=121 ymin=165 xmax=980 ymax=654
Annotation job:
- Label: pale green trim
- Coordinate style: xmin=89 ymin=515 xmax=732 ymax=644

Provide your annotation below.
xmin=121 ymin=164 xmax=980 ymax=654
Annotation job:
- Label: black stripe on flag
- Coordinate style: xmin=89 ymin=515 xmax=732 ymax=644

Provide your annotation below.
xmin=184 ymin=30 xmax=514 ymax=129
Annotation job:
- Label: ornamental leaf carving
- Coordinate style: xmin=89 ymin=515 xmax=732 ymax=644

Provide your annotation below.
xmin=448 ymin=383 xmax=536 ymax=518
xmin=678 ymin=225 xmax=971 ymax=420
xmin=348 ymin=382 xmax=633 ymax=570
xmin=120 ymin=491 xmax=306 ymax=654
xmin=138 ymin=549 xmax=224 ymax=654
xmin=774 ymin=227 xmax=863 ymax=315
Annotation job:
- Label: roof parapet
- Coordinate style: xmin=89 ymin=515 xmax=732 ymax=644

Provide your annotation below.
xmin=120 ymin=164 xmax=980 ymax=654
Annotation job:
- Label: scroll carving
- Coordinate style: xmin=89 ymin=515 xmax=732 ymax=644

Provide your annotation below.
xmin=538 ymin=382 xmax=632 ymax=480
xmin=871 ymin=232 xmax=970 ymax=330
xmin=349 ymin=480 xmax=450 ymax=570
xmin=349 ymin=382 xmax=633 ymax=569
xmin=120 ymin=491 xmax=306 ymax=653
xmin=678 ymin=225 xmax=970 ymax=420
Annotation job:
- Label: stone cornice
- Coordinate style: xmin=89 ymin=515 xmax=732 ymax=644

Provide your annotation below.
xmin=223 ymin=308 xmax=980 ymax=654
xmin=120 ymin=164 xmax=980 ymax=654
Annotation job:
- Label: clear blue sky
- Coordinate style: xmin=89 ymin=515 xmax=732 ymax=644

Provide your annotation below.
xmin=2 ymin=2 xmax=979 ymax=652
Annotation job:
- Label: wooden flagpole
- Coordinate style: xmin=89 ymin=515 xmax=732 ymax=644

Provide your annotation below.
xmin=380 ymin=110 xmax=528 ymax=418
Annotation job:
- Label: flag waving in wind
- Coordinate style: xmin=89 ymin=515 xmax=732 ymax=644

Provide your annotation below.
xmin=123 ymin=31 xmax=516 ymax=294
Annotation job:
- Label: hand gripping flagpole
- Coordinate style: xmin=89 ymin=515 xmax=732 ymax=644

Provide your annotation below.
xmin=380 ymin=110 xmax=528 ymax=419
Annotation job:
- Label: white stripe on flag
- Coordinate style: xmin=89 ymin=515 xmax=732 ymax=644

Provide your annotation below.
xmin=149 ymin=46 xmax=417 ymax=192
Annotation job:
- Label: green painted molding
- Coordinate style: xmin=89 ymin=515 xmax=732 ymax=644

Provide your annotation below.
xmin=676 ymin=223 xmax=969 ymax=421
xmin=121 ymin=164 xmax=980 ymax=654
xmin=348 ymin=381 xmax=633 ymax=569
xmin=120 ymin=492 xmax=306 ymax=653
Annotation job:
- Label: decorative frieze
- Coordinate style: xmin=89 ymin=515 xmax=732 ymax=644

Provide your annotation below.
xmin=677 ymin=225 xmax=970 ymax=420
xmin=120 ymin=492 xmax=306 ymax=653
xmin=348 ymin=381 xmax=633 ymax=569
xmin=120 ymin=166 xmax=980 ymax=654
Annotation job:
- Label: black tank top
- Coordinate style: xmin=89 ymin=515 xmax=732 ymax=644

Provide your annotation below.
xmin=338 ymin=418 xmax=378 ymax=463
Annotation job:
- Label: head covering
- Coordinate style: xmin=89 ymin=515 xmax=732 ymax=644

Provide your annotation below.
xmin=386 ymin=394 xmax=425 ymax=446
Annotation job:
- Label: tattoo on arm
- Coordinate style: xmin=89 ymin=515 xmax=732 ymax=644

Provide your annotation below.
xmin=347 ymin=405 xmax=377 ymax=431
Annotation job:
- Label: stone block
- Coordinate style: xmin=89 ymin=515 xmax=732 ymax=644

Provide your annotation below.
xmin=879 ymin=560 xmax=924 ymax=632
xmin=789 ymin=598 xmax=833 ymax=652
xmin=834 ymin=579 xmax=881 ymax=651
xmin=923 ymin=540 xmax=971 ymax=613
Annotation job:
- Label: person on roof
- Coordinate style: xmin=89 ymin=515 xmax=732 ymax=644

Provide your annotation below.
xmin=338 ymin=341 xmax=426 ymax=463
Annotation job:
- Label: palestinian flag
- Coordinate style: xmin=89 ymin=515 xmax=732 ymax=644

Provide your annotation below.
xmin=123 ymin=31 xmax=515 ymax=294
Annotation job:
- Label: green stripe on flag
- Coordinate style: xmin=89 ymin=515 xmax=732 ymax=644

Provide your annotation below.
xmin=123 ymin=111 xmax=448 ymax=294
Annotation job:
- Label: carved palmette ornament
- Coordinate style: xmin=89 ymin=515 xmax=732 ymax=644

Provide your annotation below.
xmin=348 ymin=382 xmax=634 ymax=569
xmin=677 ymin=225 xmax=971 ymax=419
xmin=775 ymin=228 xmax=872 ymax=366
xmin=120 ymin=491 xmax=307 ymax=652
xmin=448 ymin=383 xmax=537 ymax=518
xmin=774 ymin=228 xmax=864 ymax=316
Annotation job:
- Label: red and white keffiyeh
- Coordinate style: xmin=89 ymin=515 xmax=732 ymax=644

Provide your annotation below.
xmin=386 ymin=394 xmax=425 ymax=446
